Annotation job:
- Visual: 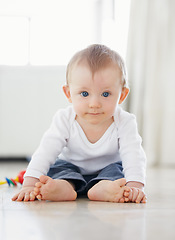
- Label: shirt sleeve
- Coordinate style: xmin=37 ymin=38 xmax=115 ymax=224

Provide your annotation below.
xmin=24 ymin=108 xmax=71 ymax=179
xmin=118 ymin=112 xmax=147 ymax=185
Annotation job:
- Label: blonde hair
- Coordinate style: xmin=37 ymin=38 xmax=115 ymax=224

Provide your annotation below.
xmin=66 ymin=44 xmax=128 ymax=88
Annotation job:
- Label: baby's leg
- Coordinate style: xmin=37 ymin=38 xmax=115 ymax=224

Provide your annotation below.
xmin=34 ymin=175 xmax=77 ymax=201
xmin=87 ymin=178 xmax=130 ymax=203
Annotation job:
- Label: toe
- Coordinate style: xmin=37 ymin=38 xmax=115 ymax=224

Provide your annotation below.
xmin=118 ymin=178 xmax=126 ymax=187
xmin=34 ymin=187 xmax=40 ymax=195
xmin=124 ymin=197 xmax=130 ymax=202
xmin=124 ymin=191 xmax=130 ymax=197
xmin=39 ymin=175 xmax=50 ymax=184
xmin=36 ymin=194 xmax=42 ymax=200
xmin=119 ymin=197 xmax=125 ymax=203
xmin=35 ymin=182 xmax=42 ymax=188
xmin=124 ymin=186 xmax=130 ymax=192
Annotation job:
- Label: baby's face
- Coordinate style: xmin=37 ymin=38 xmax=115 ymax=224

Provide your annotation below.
xmin=64 ymin=63 xmax=125 ymax=126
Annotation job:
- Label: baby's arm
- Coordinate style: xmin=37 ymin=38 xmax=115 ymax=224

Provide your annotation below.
xmin=125 ymin=181 xmax=146 ymax=203
xmin=12 ymin=176 xmax=39 ymax=202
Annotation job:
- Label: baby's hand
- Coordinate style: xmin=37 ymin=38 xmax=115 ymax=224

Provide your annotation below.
xmin=12 ymin=186 xmax=36 ymax=202
xmin=124 ymin=187 xmax=147 ymax=203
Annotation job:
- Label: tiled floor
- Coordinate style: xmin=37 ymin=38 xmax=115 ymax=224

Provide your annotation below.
xmin=0 ymin=161 xmax=175 ymax=240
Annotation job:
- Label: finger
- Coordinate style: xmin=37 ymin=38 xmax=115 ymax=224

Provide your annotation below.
xmin=141 ymin=195 xmax=147 ymax=203
xmin=135 ymin=190 xmax=144 ymax=203
xmin=24 ymin=193 xmax=30 ymax=202
xmin=125 ymin=190 xmax=132 ymax=202
xmin=17 ymin=192 xmax=25 ymax=201
xmin=30 ymin=192 xmax=36 ymax=201
xmin=131 ymin=188 xmax=138 ymax=202
xmin=12 ymin=193 xmax=19 ymax=201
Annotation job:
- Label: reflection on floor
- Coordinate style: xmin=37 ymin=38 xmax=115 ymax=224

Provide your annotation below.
xmin=0 ymin=161 xmax=175 ymax=240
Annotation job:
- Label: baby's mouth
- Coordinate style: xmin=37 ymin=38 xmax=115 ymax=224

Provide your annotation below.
xmin=88 ymin=112 xmax=101 ymax=115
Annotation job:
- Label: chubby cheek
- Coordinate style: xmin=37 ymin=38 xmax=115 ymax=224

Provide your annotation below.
xmin=72 ymin=101 xmax=85 ymax=116
xmin=104 ymin=100 xmax=118 ymax=115
xmin=106 ymin=108 xmax=117 ymax=118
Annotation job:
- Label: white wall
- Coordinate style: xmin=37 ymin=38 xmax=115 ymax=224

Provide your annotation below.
xmin=0 ymin=65 xmax=69 ymax=157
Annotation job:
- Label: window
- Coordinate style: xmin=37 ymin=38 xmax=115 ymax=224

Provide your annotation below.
xmin=0 ymin=0 xmax=131 ymax=65
xmin=102 ymin=0 xmax=131 ymax=59
xmin=0 ymin=16 xmax=29 ymax=65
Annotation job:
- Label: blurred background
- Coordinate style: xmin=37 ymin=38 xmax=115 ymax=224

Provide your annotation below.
xmin=0 ymin=0 xmax=174 ymax=168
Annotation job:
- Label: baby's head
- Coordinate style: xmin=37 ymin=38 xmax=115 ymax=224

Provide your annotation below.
xmin=66 ymin=44 xmax=128 ymax=88
xmin=63 ymin=44 xmax=129 ymax=125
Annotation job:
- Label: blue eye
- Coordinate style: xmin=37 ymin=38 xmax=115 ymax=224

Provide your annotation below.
xmin=102 ymin=92 xmax=110 ymax=97
xmin=81 ymin=91 xmax=89 ymax=97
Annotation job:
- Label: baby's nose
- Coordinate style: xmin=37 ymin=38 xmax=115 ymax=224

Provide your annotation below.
xmin=89 ymin=96 xmax=101 ymax=108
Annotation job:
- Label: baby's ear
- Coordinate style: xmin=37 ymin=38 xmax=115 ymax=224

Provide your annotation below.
xmin=62 ymin=85 xmax=72 ymax=103
xmin=119 ymin=87 xmax=129 ymax=104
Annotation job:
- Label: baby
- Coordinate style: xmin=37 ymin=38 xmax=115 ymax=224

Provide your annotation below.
xmin=12 ymin=44 xmax=147 ymax=203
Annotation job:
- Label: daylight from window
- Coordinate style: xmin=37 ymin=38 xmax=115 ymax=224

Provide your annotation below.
xmin=0 ymin=0 xmax=131 ymax=65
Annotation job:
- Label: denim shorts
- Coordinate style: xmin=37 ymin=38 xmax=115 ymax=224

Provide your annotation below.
xmin=47 ymin=159 xmax=124 ymax=196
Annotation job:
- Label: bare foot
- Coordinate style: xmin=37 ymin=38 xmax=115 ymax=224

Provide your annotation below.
xmin=87 ymin=178 xmax=130 ymax=203
xmin=33 ymin=175 xmax=77 ymax=201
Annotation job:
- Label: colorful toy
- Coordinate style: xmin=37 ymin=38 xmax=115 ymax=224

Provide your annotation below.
xmin=0 ymin=170 xmax=26 ymax=186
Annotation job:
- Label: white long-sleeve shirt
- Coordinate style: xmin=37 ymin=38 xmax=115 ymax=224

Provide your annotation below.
xmin=25 ymin=106 xmax=146 ymax=184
